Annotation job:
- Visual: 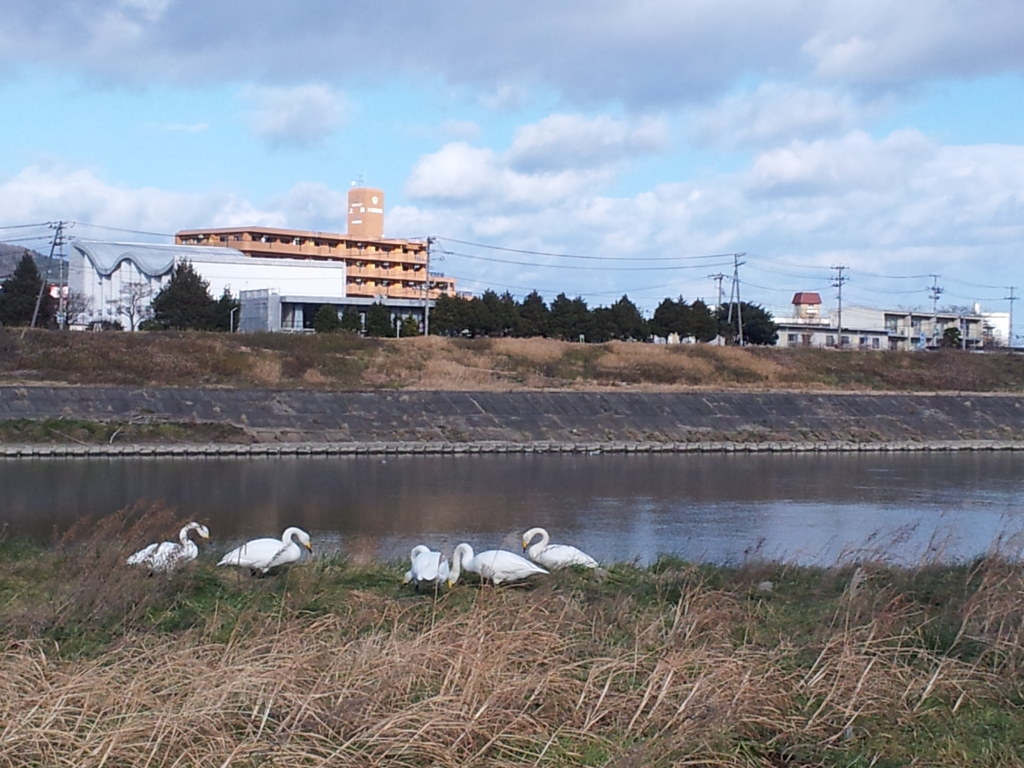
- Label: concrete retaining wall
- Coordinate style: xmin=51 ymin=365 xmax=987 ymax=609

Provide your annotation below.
xmin=2 ymin=386 xmax=1024 ymax=457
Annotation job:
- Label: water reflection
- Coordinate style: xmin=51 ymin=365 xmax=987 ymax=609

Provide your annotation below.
xmin=2 ymin=452 xmax=1023 ymax=566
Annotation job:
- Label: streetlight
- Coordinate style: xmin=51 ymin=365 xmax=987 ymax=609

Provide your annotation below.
xmin=229 ymin=306 xmax=239 ymax=333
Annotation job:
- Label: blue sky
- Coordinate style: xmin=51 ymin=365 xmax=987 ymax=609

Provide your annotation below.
xmin=2 ymin=1 xmax=1023 ymax=337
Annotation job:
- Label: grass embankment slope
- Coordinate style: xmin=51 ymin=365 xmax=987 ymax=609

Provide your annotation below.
xmin=4 ymin=327 xmax=1024 ymax=391
xmin=3 ymin=506 xmax=1024 ymax=767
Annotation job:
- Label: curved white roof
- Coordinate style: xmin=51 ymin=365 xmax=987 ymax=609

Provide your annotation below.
xmin=71 ymin=241 xmax=246 ymax=278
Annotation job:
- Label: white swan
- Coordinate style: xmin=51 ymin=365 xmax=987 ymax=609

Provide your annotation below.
xmin=448 ymin=542 xmax=548 ymax=586
xmin=403 ymin=544 xmax=450 ymax=590
xmin=217 ymin=527 xmax=313 ymax=574
xmin=522 ymin=527 xmax=598 ymax=569
xmin=126 ymin=522 xmax=210 ymax=572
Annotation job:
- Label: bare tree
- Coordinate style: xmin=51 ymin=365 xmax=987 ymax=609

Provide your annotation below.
xmin=110 ymin=281 xmax=153 ymax=331
xmin=57 ymin=289 xmax=92 ymax=329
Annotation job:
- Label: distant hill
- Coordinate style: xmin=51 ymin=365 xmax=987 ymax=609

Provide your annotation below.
xmin=0 ymin=243 xmax=62 ymax=283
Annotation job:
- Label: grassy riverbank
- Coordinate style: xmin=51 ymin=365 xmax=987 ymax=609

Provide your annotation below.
xmin=2 ymin=508 xmax=1024 ymax=766
xmin=4 ymin=327 xmax=1024 ymax=392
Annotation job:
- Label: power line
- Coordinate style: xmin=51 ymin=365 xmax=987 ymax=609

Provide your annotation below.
xmin=437 ymin=236 xmax=742 ymax=263
xmin=441 ymin=248 xmax=734 ymax=272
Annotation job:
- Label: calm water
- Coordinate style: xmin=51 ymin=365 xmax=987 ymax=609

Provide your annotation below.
xmin=2 ymin=452 xmax=1024 ymax=566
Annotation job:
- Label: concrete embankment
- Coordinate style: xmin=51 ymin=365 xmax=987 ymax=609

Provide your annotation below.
xmin=2 ymin=386 xmax=1024 ymax=457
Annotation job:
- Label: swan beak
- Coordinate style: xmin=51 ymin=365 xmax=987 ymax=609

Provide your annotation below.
xmin=304 ymin=542 xmax=314 ymax=552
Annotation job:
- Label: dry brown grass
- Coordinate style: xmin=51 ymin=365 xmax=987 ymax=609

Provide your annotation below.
xmin=1 ymin=555 xmax=1021 ymax=766
xmin=4 ymin=327 xmax=1024 ymax=393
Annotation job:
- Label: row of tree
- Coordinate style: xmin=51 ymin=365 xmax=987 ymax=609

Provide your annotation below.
xmin=426 ymin=290 xmax=779 ymax=345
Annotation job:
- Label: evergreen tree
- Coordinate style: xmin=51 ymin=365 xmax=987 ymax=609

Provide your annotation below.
xmin=364 ymin=301 xmax=394 ymax=337
xmin=588 ymin=307 xmax=616 ymax=343
xmin=474 ymin=290 xmax=505 ymax=337
xmin=689 ymin=299 xmax=719 ymax=342
xmin=650 ymin=297 xmax=690 ymax=339
xmin=716 ymin=301 xmax=778 ymax=345
xmin=608 ymin=295 xmax=648 ymax=340
xmin=549 ymin=294 xmax=590 ymax=341
xmin=211 ymin=288 xmax=241 ymax=332
xmin=149 ymin=261 xmax=216 ymax=330
xmin=398 ymin=315 xmax=422 ymax=337
xmin=313 ymin=304 xmax=342 ymax=334
xmin=0 ymin=252 xmax=55 ymax=327
xmin=428 ymin=294 xmax=472 ymax=336
xmin=517 ymin=290 xmax=550 ymax=338
xmin=340 ymin=306 xmax=362 ymax=333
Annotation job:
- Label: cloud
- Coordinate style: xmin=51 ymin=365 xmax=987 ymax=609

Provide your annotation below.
xmin=508 ymin=114 xmax=668 ymax=171
xmin=406 ymin=113 xmax=666 ymax=214
xmin=746 ymin=129 xmax=934 ymax=197
xmin=803 ymin=0 xmax=1024 ymax=84
xmin=0 ymin=165 xmax=284 ymax=234
xmin=6 ymin=1 xmax=1021 ymax=105
xmin=240 ymin=83 xmax=347 ymax=148
xmin=692 ymin=83 xmax=888 ymax=148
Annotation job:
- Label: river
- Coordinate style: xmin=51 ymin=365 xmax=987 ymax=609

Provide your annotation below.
xmin=3 ymin=451 xmax=1023 ymax=566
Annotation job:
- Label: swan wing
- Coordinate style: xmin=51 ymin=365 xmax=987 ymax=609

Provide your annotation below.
xmin=535 ymin=543 xmax=598 ymax=569
xmin=126 ymin=541 xmax=161 ymax=566
xmin=475 ymin=550 xmax=548 ymax=585
xmin=217 ymin=537 xmax=284 ymax=569
xmin=411 ymin=549 xmax=443 ymax=583
xmin=128 ymin=541 xmax=194 ymax=571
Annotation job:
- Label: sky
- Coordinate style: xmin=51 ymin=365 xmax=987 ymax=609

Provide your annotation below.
xmin=1 ymin=1 xmax=1023 ymax=337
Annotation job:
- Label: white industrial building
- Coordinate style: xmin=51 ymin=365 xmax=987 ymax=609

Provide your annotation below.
xmin=68 ymin=241 xmax=350 ymax=330
xmin=68 ymin=240 xmax=434 ymax=332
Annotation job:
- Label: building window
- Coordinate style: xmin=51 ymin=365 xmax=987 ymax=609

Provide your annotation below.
xmin=787 ymin=333 xmax=798 ymax=346
xmin=825 ymin=335 xmax=835 ymax=347
xmin=872 ymin=338 xmax=880 ymax=349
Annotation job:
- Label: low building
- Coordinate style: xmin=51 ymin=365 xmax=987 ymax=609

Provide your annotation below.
xmin=774 ymin=292 xmax=988 ymax=350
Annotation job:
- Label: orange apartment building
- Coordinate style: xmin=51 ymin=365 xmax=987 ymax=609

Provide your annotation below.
xmin=174 ymin=186 xmax=456 ymax=304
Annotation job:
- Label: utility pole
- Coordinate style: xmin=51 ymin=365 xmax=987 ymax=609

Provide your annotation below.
xmin=724 ymin=255 xmax=745 ymax=345
xmin=927 ymin=274 xmax=943 ymax=348
xmin=831 ymin=265 xmax=848 ymax=348
xmin=29 ymin=220 xmax=66 ymax=331
xmin=1005 ymin=286 xmax=1017 ymax=349
xmin=708 ymin=273 xmax=726 ymax=312
xmin=423 ymin=236 xmax=435 ymax=336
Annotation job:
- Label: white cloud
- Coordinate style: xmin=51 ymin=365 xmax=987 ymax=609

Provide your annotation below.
xmin=746 ymin=129 xmax=934 ymax=197
xmin=240 ymin=83 xmax=347 ymax=148
xmin=692 ymin=83 xmax=888 ymax=148
xmin=508 ymin=114 xmax=668 ymax=171
xmin=406 ymin=137 xmax=619 ymax=212
xmin=0 ymin=165 xmax=284 ymax=235
xmin=270 ymin=182 xmax=348 ymax=229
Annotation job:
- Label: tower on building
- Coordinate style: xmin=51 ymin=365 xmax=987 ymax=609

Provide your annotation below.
xmin=347 ymin=186 xmax=384 ymax=238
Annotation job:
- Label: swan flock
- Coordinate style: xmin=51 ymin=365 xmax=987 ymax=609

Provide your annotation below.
xmin=127 ymin=522 xmax=594 ymax=588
